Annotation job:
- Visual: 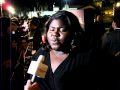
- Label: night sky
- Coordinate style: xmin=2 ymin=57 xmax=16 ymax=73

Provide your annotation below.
xmin=2 ymin=0 xmax=113 ymax=11
xmin=12 ymin=0 xmax=55 ymax=7
xmin=8 ymin=0 xmax=93 ymax=8
xmin=3 ymin=0 xmax=114 ymax=8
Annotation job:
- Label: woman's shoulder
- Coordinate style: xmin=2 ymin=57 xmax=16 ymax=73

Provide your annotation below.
xmin=71 ymin=48 xmax=99 ymax=63
xmin=72 ymin=48 xmax=98 ymax=57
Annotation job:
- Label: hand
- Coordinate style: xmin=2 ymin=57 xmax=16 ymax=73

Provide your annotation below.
xmin=24 ymin=80 xmax=40 ymax=90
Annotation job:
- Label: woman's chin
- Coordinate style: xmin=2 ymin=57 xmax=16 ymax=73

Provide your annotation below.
xmin=51 ymin=45 xmax=60 ymax=50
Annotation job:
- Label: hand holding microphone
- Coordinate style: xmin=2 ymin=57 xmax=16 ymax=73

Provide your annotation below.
xmin=27 ymin=55 xmax=48 ymax=82
xmin=24 ymin=55 xmax=48 ymax=90
xmin=24 ymin=80 xmax=40 ymax=90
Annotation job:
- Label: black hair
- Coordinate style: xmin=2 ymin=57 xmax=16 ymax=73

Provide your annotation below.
xmin=30 ymin=17 xmax=40 ymax=26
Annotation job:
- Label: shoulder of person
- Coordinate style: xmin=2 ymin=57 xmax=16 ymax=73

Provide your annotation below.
xmin=74 ymin=48 xmax=99 ymax=64
xmin=31 ymin=48 xmax=48 ymax=61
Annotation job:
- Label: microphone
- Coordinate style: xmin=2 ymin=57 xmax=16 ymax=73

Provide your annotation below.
xmin=27 ymin=55 xmax=48 ymax=82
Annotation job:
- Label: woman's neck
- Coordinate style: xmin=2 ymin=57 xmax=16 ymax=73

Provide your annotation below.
xmin=50 ymin=50 xmax=69 ymax=73
xmin=50 ymin=50 xmax=69 ymax=56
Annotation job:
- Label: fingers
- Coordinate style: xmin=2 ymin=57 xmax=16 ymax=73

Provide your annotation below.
xmin=31 ymin=82 xmax=40 ymax=89
xmin=26 ymin=80 xmax=32 ymax=86
xmin=24 ymin=80 xmax=40 ymax=90
xmin=24 ymin=80 xmax=31 ymax=90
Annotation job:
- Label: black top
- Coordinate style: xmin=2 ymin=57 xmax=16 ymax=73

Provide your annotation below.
xmin=101 ymin=29 xmax=120 ymax=90
xmin=30 ymin=48 xmax=99 ymax=90
xmin=102 ymin=29 xmax=120 ymax=56
xmin=33 ymin=27 xmax=42 ymax=51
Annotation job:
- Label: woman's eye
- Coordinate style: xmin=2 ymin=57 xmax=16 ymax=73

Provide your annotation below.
xmin=59 ymin=28 xmax=66 ymax=32
xmin=49 ymin=27 xmax=54 ymax=31
xmin=49 ymin=26 xmax=67 ymax=32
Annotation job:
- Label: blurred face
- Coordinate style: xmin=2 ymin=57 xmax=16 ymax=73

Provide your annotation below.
xmin=7 ymin=23 xmax=18 ymax=35
xmin=112 ymin=21 xmax=117 ymax=30
xmin=28 ymin=20 xmax=37 ymax=30
xmin=47 ymin=19 xmax=70 ymax=51
xmin=11 ymin=23 xmax=18 ymax=31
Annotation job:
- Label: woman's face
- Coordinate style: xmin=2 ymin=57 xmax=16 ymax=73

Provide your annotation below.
xmin=47 ymin=19 xmax=70 ymax=51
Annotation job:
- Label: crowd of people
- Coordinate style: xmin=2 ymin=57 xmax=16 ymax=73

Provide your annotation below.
xmin=0 ymin=15 xmax=49 ymax=90
xmin=0 ymin=7 xmax=120 ymax=90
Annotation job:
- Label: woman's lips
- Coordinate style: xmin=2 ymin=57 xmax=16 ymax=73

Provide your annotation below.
xmin=51 ymin=39 xmax=59 ymax=44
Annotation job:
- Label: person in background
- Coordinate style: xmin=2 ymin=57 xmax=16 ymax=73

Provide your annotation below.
xmin=28 ymin=17 xmax=42 ymax=52
xmin=94 ymin=14 xmax=106 ymax=49
xmin=24 ymin=10 xmax=100 ymax=90
xmin=101 ymin=8 xmax=120 ymax=90
xmin=0 ymin=16 xmax=20 ymax=90
xmin=102 ymin=8 xmax=120 ymax=58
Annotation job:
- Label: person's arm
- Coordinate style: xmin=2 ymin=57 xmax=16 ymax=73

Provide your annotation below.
xmin=24 ymin=80 xmax=40 ymax=90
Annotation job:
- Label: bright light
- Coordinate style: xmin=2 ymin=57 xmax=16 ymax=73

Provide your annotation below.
xmin=116 ymin=2 xmax=120 ymax=7
xmin=0 ymin=0 xmax=5 ymax=4
xmin=0 ymin=0 xmax=5 ymax=17
xmin=40 ymin=11 xmax=56 ymax=16
xmin=53 ymin=7 xmax=59 ymax=11
xmin=7 ymin=5 xmax=15 ymax=14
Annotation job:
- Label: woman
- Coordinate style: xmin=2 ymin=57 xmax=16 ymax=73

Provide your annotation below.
xmin=24 ymin=10 xmax=98 ymax=90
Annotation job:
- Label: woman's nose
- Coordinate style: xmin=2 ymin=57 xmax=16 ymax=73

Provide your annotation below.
xmin=52 ymin=28 xmax=60 ymax=36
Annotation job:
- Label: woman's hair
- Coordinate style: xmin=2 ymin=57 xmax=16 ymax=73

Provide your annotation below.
xmin=43 ymin=10 xmax=84 ymax=51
